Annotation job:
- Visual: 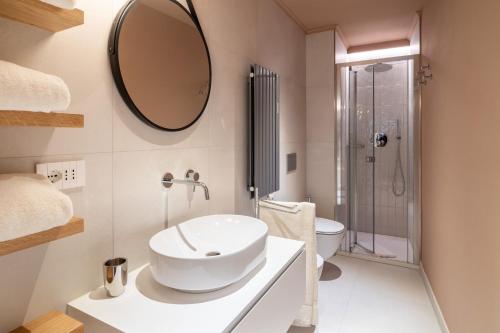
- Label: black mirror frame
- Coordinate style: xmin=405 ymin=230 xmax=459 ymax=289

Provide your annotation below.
xmin=108 ymin=0 xmax=212 ymax=131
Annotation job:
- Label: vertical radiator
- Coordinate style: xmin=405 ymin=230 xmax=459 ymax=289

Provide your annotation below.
xmin=248 ymin=64 xmax=280 ymax=199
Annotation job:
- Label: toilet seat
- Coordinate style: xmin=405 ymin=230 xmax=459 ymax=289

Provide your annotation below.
xmin=315 ymin=217 xmax=345 ymax=235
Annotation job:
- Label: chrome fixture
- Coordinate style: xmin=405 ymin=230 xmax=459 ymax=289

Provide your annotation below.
xmin=162 ymin=169 xmax=210 ymax=200
xmin=392 ymin=119 xmax=406 ymax=196
xmin=374 ymin=132 xmax=388 ymax=147
xmin=418 ymin=64 xmax=433 ymax=86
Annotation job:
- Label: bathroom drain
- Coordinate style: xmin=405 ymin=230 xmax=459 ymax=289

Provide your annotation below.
xmin=205 ymin=251 xmax=221 ymax=257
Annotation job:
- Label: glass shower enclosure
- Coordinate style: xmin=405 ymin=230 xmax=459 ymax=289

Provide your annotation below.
xmin=336 ymin=56 xmax=421 ymax=264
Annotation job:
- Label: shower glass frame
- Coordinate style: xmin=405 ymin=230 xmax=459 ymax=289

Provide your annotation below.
xmin=334 ymin=55 xmax=421 ymax=265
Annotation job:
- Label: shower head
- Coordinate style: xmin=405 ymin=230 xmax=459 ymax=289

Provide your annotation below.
xmin=365 ymin=63 xmax=393 ymax=73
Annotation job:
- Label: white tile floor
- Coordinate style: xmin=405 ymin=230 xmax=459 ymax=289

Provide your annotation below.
xmin=288 ymin=255 xmax=442 ymax=333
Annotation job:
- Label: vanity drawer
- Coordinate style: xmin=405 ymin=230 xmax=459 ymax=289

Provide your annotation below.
xmin=232 ymin=250 xmax=306 ymax=333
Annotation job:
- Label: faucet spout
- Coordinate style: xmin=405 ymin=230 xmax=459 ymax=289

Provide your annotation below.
xmin=195 ymin=181 xmax=210 ymax=200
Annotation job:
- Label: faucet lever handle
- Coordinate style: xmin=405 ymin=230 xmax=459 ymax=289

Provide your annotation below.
xmin=185 ymin=169 xmax=200 ymax=192
xmin=186 ymin=169 xmax=200 ymax=182
xmin=185 ymin=169 xmax=200 ymax=181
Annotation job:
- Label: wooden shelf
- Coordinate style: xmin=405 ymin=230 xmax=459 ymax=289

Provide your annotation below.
xmin=0 ymin=217 xmax=84 ymax=256
xmin=10 ymin=311 xmax=83 ymax=333
xmin=0 ymin=0 xmax=84 ymax=32
xmin=0 ymin=110 xmax=84 ymax=128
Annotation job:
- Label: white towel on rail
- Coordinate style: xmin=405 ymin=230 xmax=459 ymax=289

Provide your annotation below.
xmin=40 ymin=0 xmax=78 ymax=10
xmin=259 ymin=200 xmax=318 ymax=327
xmin=0 ymin=174 xmax=73 ymax=242
xmin=260 ymin=199 xmax=300 ymax=214
xmin=0 ymin=60 xmax=71 ymax=112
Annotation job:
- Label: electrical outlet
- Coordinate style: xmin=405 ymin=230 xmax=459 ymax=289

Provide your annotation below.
xmin=36 ymin=160 xmax=85 ymax=190
xmin=47 ymin=162 xmax=63 ymax=189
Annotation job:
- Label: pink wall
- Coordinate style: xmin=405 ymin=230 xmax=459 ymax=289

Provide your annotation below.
xmin=421 ymin=0 xmax=500 ymax=331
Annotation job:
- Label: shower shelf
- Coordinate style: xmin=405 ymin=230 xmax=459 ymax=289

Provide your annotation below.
xmin=0 ymin=217 xmax=84 ymax=256
xmin=0 ymin=0 xmax=84 ymax=32
xmin=0 ymin=110 xmax=84 ymax=128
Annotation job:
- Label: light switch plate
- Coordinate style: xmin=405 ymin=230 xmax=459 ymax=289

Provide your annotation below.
xmin=61 ymin=161 xmax=77 ymax=189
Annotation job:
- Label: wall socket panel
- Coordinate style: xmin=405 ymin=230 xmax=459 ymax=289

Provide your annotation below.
xmin=36 ymin=160 xmax=85 ymax=190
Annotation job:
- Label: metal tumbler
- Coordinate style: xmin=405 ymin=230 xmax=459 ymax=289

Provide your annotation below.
xmin=103 ymin=257 xmax=128 ymax=297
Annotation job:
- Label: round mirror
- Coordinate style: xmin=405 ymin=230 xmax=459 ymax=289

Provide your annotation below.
xmin=109 ymin=0 xmax=211 ymax=131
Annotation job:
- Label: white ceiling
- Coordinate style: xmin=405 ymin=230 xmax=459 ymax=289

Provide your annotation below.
xmin=275 ymin=0 xmax=426 ymax=48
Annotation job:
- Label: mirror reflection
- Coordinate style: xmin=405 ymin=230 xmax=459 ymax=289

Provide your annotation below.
xmin=110 ymin=0 xmax=211 ymax=131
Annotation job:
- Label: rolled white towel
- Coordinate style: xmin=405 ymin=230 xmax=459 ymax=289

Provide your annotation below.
xmin=0 ymin=174 xmax=73 ymax=242
xmin=0 ymin=60 xmax=71 ymax=112
xmin=40 ymin=0 xmax=78 ymax=10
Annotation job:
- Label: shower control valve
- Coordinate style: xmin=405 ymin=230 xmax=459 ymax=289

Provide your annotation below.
xmin=374 ymin=132 xmax=388 ymax=147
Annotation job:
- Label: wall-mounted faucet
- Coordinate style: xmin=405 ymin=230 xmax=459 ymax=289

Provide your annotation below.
xmin=162 ymin=169 xmax=210 ymax=200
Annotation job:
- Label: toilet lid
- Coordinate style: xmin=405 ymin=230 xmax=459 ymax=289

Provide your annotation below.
xmin=315 ymin=217 xmax=345 ymax=235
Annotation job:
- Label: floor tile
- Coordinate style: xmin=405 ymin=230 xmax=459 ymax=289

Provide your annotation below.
xmin=288 ymin=255 xmax=441 ymax=333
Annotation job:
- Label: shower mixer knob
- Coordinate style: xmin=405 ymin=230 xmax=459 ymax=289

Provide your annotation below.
xmin=374 ymin=132 xmax=388 ymax=147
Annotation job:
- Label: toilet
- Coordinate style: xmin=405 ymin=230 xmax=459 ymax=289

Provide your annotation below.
xmin=315 ymin=217 xmax=345 ymax=260
xmin=316 ymin=254 xmax=324 ymax=278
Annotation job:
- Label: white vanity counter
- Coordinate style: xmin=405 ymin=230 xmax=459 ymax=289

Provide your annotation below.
xmin=67 ymin=236 xmax=305 ymax=333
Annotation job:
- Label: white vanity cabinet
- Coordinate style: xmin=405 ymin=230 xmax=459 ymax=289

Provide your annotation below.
xmin=68 ymin=236 xmax=306 ymax=333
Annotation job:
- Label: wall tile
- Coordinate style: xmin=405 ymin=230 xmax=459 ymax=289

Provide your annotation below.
xmin=307 ymin=85 xmax=336 ymax=144
xmin=306 ymin=142 xmax=336 ymax=219
xmin=281 ymin=79 xmax=307 ymax=144
xmin=306 ymin=30 xmax=335 ymax=88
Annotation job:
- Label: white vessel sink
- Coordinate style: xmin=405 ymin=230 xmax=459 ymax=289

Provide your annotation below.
xmin=149 ymin=214 xmax=268 ymax=292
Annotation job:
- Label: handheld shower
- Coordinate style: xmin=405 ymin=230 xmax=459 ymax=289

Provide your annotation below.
xmin=392 ymin=119 xmax=406 ymax=197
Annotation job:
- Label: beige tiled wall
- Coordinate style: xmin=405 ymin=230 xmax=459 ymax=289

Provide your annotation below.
xmin=305 ymin=30 xmax=336 ymax=219
xmin=0 ymin=0 xmax=306 ymax=331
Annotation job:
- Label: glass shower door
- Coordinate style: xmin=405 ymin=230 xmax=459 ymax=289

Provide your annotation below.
xmin=348 ymin=67 xmax=375 ymax=253
xmin=338 ymin=58 xmax=417 ymax=263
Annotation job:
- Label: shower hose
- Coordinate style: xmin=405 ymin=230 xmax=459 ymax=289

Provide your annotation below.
xmin=392 ymin=136 xmax=406 ymax=197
